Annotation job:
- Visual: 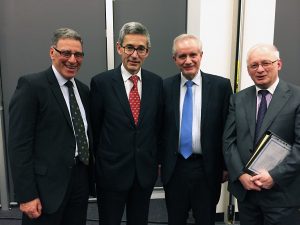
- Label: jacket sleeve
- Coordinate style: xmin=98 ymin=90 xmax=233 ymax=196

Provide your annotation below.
xmin=8 ymin=76 xmax=39 ymax=203
xmin=223 ymin=94 xmax=245 ymax=181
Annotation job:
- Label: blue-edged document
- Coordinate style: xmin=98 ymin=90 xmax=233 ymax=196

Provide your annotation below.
xmin=244 ymin=131 xmax=291 ymax=175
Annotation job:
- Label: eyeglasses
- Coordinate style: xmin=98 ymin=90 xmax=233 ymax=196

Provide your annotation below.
xmin=53 ymin=47 xmax=84 ymax=60
xmin=248 ymin=60 xmax=278 ymax=71
xmin=121 ymin=45 xmax=148 ymax=56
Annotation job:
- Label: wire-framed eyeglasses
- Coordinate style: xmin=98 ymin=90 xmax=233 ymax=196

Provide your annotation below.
xmin=248 ymin=60 xmax=278 ymax=71
xmin=121 ymin=45 xmax=148 ymax=56
xmin=53 ymin=47 xmax=84 ymax=60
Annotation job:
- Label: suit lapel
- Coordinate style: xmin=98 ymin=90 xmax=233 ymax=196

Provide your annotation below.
xmin=173 ymin=74 xmax=181 ymax=131
xmin=76 ymin=80 xmax=93 ymax=145
xmin=138 ymin=71 xmax=150 ymax=126
xmin=46 ymin=68 xmax=73 ymax=128
xmin=75 ymin=80 xmax=88 ymax=109
xmin=259 ymin=81 xmax=291 ymax=138
xmin=242 ymin=87 xmax=257 ymax=141
xmin=111 ymin=68 xmax=135 ymax=125
xmin=75 ymin=79 xmax=89 ymax=120
xmin=201 ymin=73 xmax=211 ymax=127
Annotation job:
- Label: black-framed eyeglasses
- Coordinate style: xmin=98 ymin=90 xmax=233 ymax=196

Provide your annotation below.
xmin=121 ymin=45 xmax=148 ymax=56
xmin=53 ymin=47 xmax=84 ymax=60
xmin=248 ymin=60 xmax=278 ymax=71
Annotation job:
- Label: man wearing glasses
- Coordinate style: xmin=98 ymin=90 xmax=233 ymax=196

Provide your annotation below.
xmin=90 ymin=22 xmax=162 ymax=225
xmin=223 ymin=43 xmax=300 ymax=225
xmin=9 ymin=27 xmax=94 ymax=225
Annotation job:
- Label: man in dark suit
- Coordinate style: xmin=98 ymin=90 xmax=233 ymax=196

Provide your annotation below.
xmin=8 ymin=28 xmax=94 ymax=225
xmin=90 ymin=22 xmax=162 ymax=225
xmin=223 ymin=43 xmax=300 ymax=225
xmin=160 ymin=34 xmax=232 ymax=225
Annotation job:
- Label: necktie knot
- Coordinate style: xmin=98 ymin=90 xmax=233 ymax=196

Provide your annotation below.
xmin=130 ymin=75 xmax=139 ymax=86
xmin=186 ymin=80 xmax=193 ymax=88
xmin=65 ymin=80 xmax=73 ymax=88
xmin=259 ymin=89 xmax=269 ymax=97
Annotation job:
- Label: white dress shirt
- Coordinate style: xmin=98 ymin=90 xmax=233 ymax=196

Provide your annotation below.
xmin=121 ymin=64 xmax=142 ymax=99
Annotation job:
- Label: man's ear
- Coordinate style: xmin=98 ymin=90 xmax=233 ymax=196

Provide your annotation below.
xmin=49 ymin=47 xmax=55 ymax=60
xmin=277 ymin=59 xmax=283 ymax=71
xmin=116 ymin=42 xmax=122 ymax=55
xmin=172 ymin=55 xmax=176 ymax=62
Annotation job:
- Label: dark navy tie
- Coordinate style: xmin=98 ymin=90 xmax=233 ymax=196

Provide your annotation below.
xmin=254 ymin=90 xmax=269 ymax=144
xmin=65 ymin=80 xmax=89 ymax=165
xmin=179 ymin=80 xmax=193 ymax=159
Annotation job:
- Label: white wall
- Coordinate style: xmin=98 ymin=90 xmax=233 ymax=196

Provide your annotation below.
xmin=239 ymin=0 xmax=276 ymax=90
xmin=188 ymin=0 xmax=237 ymax=80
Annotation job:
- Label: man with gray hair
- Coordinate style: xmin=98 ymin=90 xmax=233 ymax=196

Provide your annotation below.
xmin=9 ymin=27 xmax=94 ymax=225
xmin=223 ymin=43 xmax=300 ymax=224
xmin=160 ymin=34 xmax=232 ymax=225
xmin=90 ymin=22 xmax=162 ymax=225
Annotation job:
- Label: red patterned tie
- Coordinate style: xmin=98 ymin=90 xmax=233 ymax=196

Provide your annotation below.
xmin=129 ymin=75 xmax=140 ymax=125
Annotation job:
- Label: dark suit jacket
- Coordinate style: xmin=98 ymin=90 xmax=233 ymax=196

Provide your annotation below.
xmin=90 ymin=66 xmax=163 ymax=191
xmin=223 ymin=80 xmax=300 ymax=207
xmin=8 ymin=67 xmax=94 ymax=214
xmin=160 ymin=71 xmax=232 ymax=203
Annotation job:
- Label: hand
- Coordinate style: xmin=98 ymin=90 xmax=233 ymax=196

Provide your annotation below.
xmin=20 ymin=198 xmax=42 ymax=219
xmin=250 ymin=170 xmax=274 ymax=189
xmin=222 ymin=170 xmax=229 ymax=183
xmin=239 ymin=173 xmax=261 ymax=191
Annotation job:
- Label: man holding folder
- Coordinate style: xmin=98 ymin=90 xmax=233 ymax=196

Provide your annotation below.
xmin=223 ymin=43 xmax=300 ymax=225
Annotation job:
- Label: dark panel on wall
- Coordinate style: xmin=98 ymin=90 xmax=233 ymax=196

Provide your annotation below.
xmin=0 ymin=0 xmax=106 ymax=201
xmin=274 ymin=0 xmax=300 ymax=85
xmin=1 ymin=0 xmax=106 ymax=129
xmin=113 ymin=0 xmax=187 ymax=78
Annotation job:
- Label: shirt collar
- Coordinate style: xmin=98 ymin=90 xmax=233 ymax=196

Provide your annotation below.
xmin=121 ymin=64 xmax=142 ymax=82
xmin=255 ymin=77 xmax=279 ymax=96
xmin=52 ymin=65 xmax=75 ymax=87
xmin=180 ymin=70 xmax=201 ymax=87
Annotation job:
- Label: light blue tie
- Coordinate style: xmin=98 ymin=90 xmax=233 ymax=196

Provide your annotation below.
xmin=180 ymin=80 xmax=193 ymax=159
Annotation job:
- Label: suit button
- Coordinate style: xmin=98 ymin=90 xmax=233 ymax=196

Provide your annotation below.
xmin=137 ymin=148 xmax=140 ymax=152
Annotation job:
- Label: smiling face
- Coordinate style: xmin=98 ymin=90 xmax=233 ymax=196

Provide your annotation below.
xmin=173 ymin=38 xmax=203 ymax=80
xmin=116 ymin=34 xmax=149 ymax=75
xmin=247 ymin=48 xmax=282 ymax=89
xmin=50 ymin=38 xmax=83 ymax=79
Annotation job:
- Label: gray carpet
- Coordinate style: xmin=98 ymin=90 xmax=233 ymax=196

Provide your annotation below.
xmin=0 ymin=199 xmax=237 ymax=225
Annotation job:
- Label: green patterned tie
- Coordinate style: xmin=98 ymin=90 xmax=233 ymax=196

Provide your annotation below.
xmin=65 ymin=80 xmax=89 ymax=165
